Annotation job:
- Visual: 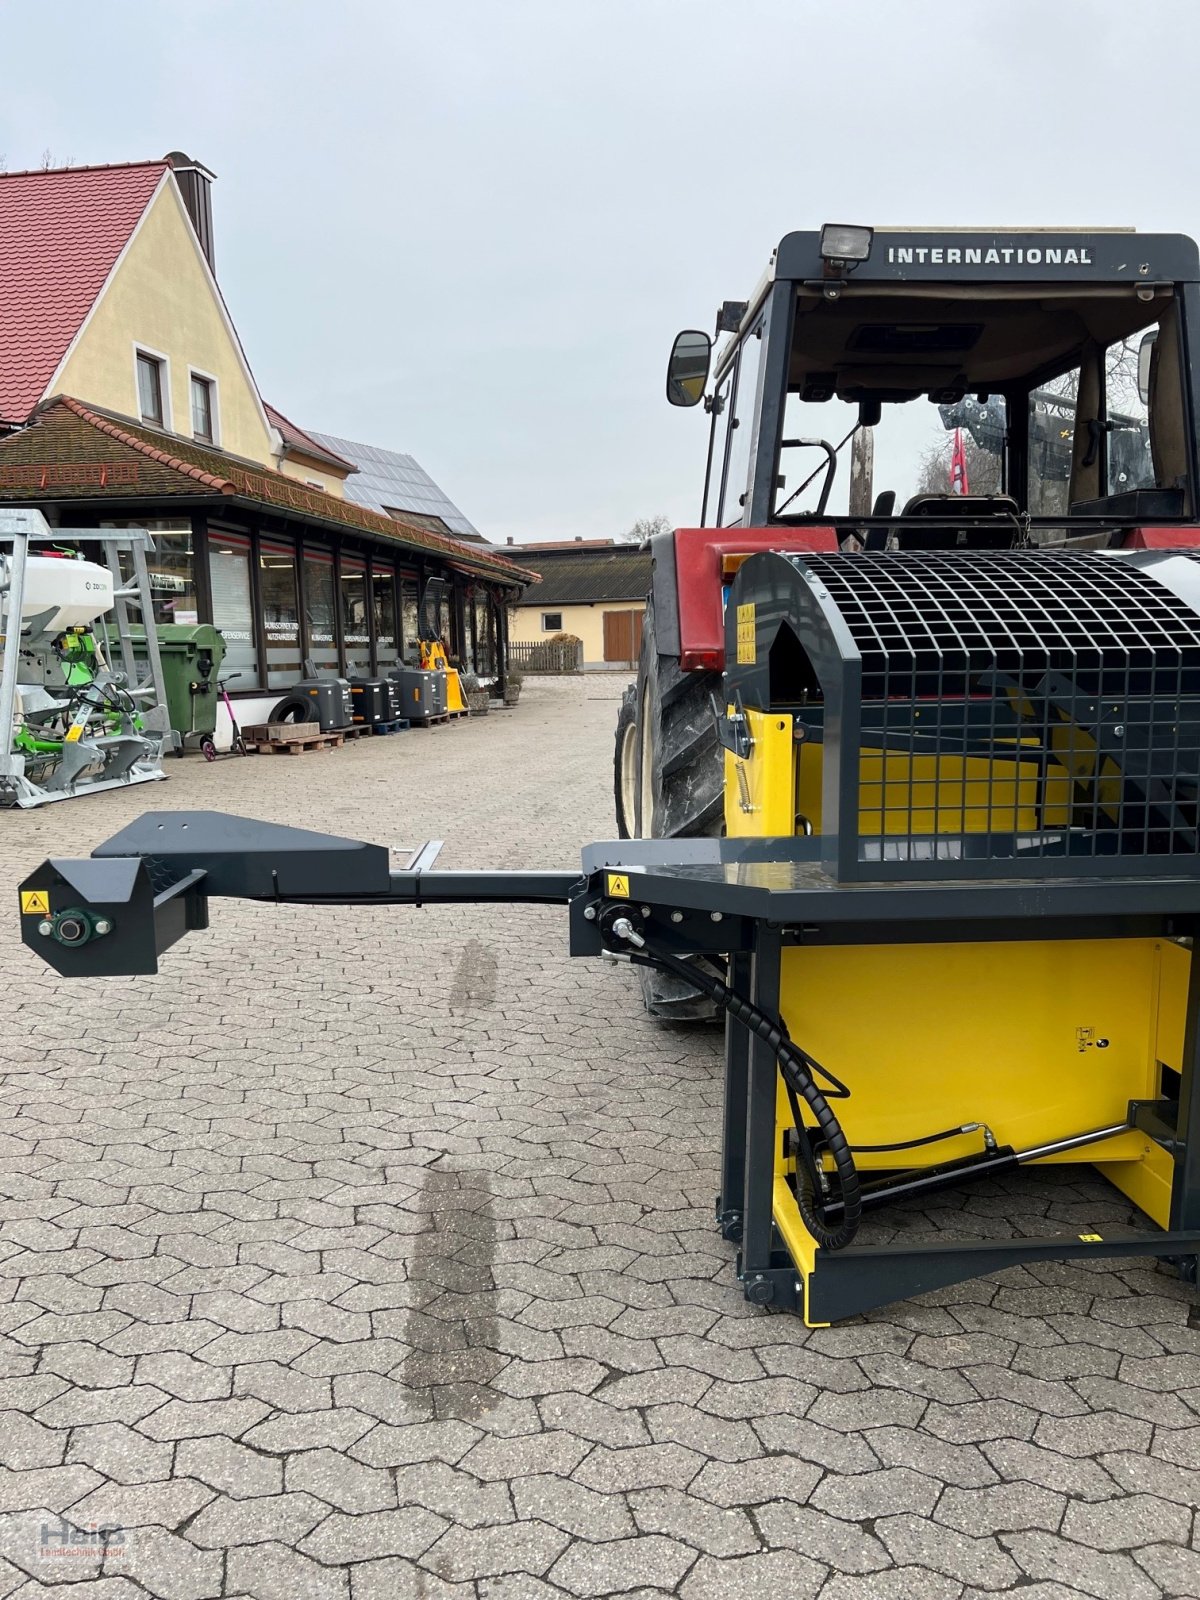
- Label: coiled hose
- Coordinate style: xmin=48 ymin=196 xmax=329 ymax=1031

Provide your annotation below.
xmin=629 ymin=946 xmax=862 ymax=1250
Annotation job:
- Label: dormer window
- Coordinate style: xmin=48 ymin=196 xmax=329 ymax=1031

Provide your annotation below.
xmin=136 ymin=351 xmax=164 ymax=426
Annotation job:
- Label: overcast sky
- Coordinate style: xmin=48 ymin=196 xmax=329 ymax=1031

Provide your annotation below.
xmin=3 ymin=0 xmax=1199 ymax=543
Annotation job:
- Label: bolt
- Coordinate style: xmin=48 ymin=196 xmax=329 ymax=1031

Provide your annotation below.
xmin=583 ymin=905 xmax=596 ymax=921
xmin=93 ymin=918 xmax=112 ymax=937
xmin=710 ymin=911 xmax=724 ymax=923
xmin=36 ymin=920 xmax=52 ymax=938
xmin=670 ymin=911 xmax=684 ymax=924
xmin=640 ymin=905 xmax=651 ymax=917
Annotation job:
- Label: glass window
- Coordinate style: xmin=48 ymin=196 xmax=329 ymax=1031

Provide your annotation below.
xmin=373 ymin=567 xmax=398 ymax=675
xmin=191 ymin=375 xmax=214 ymax=442
xmin=101 ymin=519 xmax=195 ymax=626
xmin=137 ymin=352 xmax=164 ymax=426
xmin=259 ymin=540 xmax=301 ymax=690
xmin=302 ymin=546 xmax=339 ymax=676
xmin=209 ymin=531 xmax=260 ymax=688
xmin=1106 ymin=330 xmax=1155 ymax=496
xmin=704 ymin=367 xmax=735 ymax=526
xmin=722 ymin=324 xmax=765 ymax=525
xmin=400 ymin=577 xmax=419 ymax=662
xmin=340 ymin=555 xmax=370 ymax=676
xmin=1028 ymin=369 xmax=1079 ymax=516
xmin=542 ymin=611 xmax=563 ymax=632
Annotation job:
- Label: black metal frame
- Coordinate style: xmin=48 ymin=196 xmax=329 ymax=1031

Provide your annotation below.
xmin=17 ymin=812 xmax=1200 ymax=1324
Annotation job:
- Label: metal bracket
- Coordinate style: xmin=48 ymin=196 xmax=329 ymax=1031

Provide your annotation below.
xmin=711 ymin=688 xmax=753 ymax=760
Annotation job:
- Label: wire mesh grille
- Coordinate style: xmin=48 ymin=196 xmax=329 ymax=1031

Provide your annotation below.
xmin=793 ymin=551 xmax=1200 ymax=878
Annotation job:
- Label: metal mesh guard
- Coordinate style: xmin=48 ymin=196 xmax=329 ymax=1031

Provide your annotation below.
xmin=792 ymin=550 xmax=1200 ymax=878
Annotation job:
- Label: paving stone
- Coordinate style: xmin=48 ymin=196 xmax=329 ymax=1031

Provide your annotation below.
xmin=240 ymin=1406 xmax=374 ymax=1454
xmin=644 ymin=1402 xmax=760 ymax=1462
xmin=574 ymin=1442 xmax=706 ymax=1494
xmin=935 ymin=1481 xmax=1067 ymax=1536
xmin=181 ymin=1488 xmax=328 ymax=1549
xmin=1061 ymin=1491 xmax=1192 ymax=1551
xmin=0 ymin=1413 xmax=65 ymax=1470
xmin=424 ymin=1520 xmax=571 ymax=1583
xmin=227 ymin=1541 xmax=349 ymax=1600
xmin=134 ymin=1351 xmax=231 ymax=1403
xmin=1001 ymin=1530 xmax=1160 ymax=1600
xmin=67 ymin=1422 xmax=174 ymax=1486
xmin=1096 ymin=1448 xmax=1200 ymax=1505
xmin=822 ymin=1571 xmax=969 ymax=1600
xmin=861 ymin=1425 xmax=997 ymax=1487
xmin=174 ymin=1434 xmax=283 ymax=1499
xmin=1033 ymin=1409 xmax=1153 ymax=1458
xmin=811 ymin=1467 xmax=941 ymax=1520
xmin=1133 ymin=1541 xmax=1200 ymax=1597
xmin=301 ymin=1506 xmax=448 ymax=1564
xmin=69 ymin=1475 xmax=214 ymax=1530
xmin=675 ymin=1550 xmax=825 ymax=1600
xmin=114 ymin=1524 xmax=223 ymax=1600
xmin=458 ymin=1431 xmax=592 ymax=1484
xmin=510 ymin=1474 xmax=631 ymax=1540
xmin=690 ymin=1453 xmax=821 ymax=1508
xmin=546 ymin=1532 xmax=695 ymax=1596
xmin=877 ymin=1512 xmax=1019 ymax=1589
xmin=536 ymin=1390 xmax=650 ymax=1447
xmin=351 ymin=1556 xmax=473 ymax=1600
xmin=285 ymin=1447 xmax=396 ymax=1512
xmin=35 ymin=1384 xmax=169 ymax=1429
xmin=0 ymin=1464 xmax=100 ymax=1513
xmin=135 ymin=1397 xmax=268 ymax=1442
xmin=755 ymin=1504 xmax=890 ymax=1573
xmin=807 ymin=1388 xmax=927 ymax=1432
xmin=981 ymin=1438 xmax=1119 ymax=1502
xmin=628 ymin=1486 xmax=758 ymax=1556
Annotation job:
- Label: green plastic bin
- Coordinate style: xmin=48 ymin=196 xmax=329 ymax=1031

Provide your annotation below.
xmin=128 ymin=624 xmax=226 ymax=749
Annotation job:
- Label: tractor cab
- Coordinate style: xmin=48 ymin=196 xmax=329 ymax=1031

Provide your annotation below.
xmin=667 ymin=225 xmax=1199 ymax=548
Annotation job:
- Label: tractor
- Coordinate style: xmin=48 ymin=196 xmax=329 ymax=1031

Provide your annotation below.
xmin=615 ymin=223 xmax=1198 ymax=1014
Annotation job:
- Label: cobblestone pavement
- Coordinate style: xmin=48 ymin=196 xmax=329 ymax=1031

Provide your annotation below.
xmin=3 ymin=674 xmax=1199 ymax=1600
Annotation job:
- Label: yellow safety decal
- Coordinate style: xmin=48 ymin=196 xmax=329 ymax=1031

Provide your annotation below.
xmin=736 ymin=603 xmax=756 ymax=665
xmin=20 ymin=890 xmax=50 ymax=916
xmin=64 ymin=723 xmax=86 ymax=743
xmin=1079 ymin=1233 xmax=1103 ymax=1242
xmin=606 ymin=873 xmax=630 ymax=898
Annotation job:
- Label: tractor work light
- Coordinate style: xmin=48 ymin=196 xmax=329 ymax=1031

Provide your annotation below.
xmin=820 ymin=223 xmax=874 ymax=264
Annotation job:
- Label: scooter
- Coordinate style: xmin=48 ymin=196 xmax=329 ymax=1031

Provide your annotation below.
xmin=199 ymin=674 xmax=247 ymax=760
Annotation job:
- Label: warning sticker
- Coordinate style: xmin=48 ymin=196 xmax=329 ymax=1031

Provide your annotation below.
xmin=606 ymin=873 xmax=630 ymax=899
xmin=736 ymin=603 xmax=756 ymax=665
xmin=64 ymin=724 xmax=86 ymax=743
xmin=1078 ymin=1232 xmax=1103 ymax=1243
xmin=20 ymin=890 xmax=49 ymax=916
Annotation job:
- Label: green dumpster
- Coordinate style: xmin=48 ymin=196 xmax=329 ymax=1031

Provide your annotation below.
xmin=128 ymin=624 xmax=226 ymax=752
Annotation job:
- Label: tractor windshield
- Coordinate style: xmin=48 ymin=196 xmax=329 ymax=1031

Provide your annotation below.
xmin=707 ymin=280 xmax=1180 ymax=530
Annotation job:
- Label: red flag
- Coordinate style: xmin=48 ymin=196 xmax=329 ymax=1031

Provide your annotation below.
xmin=949 ymin=428 xmax=969 ymax=495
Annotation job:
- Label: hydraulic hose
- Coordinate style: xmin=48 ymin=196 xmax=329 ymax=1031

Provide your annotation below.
xmin=628 ymin=945 xmax=862 ymax=1251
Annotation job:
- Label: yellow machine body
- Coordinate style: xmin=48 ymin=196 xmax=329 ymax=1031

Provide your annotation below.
xmin=725 ymin=707 xmax=1183 ymax=1321
xmin=419 ymin=638 xmax=468 ymax=713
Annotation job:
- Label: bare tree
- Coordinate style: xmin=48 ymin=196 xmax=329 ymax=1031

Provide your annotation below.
xmin=619 ymin=513 xmax=672 ymax=545
xmin=914 ymin=434 xmax=1003 ymax=498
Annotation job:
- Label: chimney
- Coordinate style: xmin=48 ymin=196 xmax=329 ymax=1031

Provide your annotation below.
xmin=506 ymin=536 xmax=513 ymax=545
xmin=164 ymin=152 xmax=217 ymax=272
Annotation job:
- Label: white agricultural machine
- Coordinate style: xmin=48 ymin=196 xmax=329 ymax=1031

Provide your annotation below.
xmin=0 ymin=509 xmax=171 ymax=808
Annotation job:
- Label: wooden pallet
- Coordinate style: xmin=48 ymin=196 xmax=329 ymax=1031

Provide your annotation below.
xmin=371 ymin=719 xmax=411 ymax=735
xmin=242 ymin=723 xmax=344 ymax=756
xmin=410 ymin=713 xmax=450 ymax=728
xmin=341 ymin=724 xmax=372 ymax=741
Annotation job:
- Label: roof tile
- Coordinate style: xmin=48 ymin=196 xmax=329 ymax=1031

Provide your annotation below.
xmin=0 ymin=161 xmax=167 ymax=422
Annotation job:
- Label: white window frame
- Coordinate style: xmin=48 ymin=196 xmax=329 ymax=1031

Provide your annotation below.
xmin=541 ymin=611 xmax=563 ymax=632
xmin=132 ymin=343 xmax=172 ymax=431
xmin=187 ymin=366 xmax=221 ymax=446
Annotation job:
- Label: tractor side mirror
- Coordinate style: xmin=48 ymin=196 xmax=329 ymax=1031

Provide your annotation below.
xmin=1137 ymin=328 xmax=1158 ymax=406
xmin=666 ymin=330 xmax=712 ymax=408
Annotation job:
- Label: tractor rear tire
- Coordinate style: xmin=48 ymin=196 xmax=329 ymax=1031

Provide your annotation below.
xmin=614 ymin=684 xmax=638 ymax=840
xmin=619 ymin=597 xmax=724 ymax=1020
